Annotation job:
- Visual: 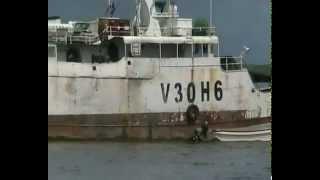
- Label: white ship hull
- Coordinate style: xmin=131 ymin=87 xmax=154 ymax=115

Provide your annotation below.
xmin=48 ymin=57 xmax=271 ymax=136
xmin=48 ymin=57 xmax=271 ymax=115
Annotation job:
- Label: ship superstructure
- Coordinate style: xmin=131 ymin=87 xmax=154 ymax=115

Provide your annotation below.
xmin=48 ymin=0 xmax=271 ymax=140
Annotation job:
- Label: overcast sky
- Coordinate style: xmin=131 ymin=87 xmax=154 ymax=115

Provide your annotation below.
xmin=48 ymin=0 xmax=271 ymax=64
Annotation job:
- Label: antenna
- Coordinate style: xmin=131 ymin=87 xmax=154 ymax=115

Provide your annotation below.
xmin=105 ymin=0 xmax=118 ymax=17
xmin=210 ymin=0 xmax=213 ymax=27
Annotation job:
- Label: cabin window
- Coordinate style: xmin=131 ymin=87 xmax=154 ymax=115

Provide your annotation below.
xmin=155 ymin=0 xmax=167 ymax=13
xmin=162 ymin=44 xmax=178 ymax=58
xmin=193 ymin=44 xmax=209 ymax=57
xmin=193 ymin=44 xmax=201 ymax=57
xmin=66 ymin=47 xmax=81 ymax=63
xmin=74 ymin=23 xmax=90 ymax=34
xmin=126 ymin=43 xmax=196 ymax=59
xmin=178 ymin=44 xmax=193 ymax=58
xmin=139 ymin=43 xmax=160 ymax=58
xmin=203 ymin=44 xmax=208 ymax=56
xmin=48 ymin=46 xmax=56 ymax=58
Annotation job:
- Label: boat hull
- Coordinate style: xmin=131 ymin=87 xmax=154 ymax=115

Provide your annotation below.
xmin=214 ymin=130 xmax=271 ymax=142
xmin=48 ymin=58 xmax=271 ymax=140
xmin=48 ymin=111 xmax=271 ymax=140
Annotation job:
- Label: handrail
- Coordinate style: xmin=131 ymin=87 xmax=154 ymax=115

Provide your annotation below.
xmin=220 ymin=56 xmax=244 ymax=72
xmin=153 ymin=12 xmax=179 ymax=17
xmin=48 ymin=25 xmax=217 ymax=44
xmin=137 ymin=26 xmax=216 ymax=36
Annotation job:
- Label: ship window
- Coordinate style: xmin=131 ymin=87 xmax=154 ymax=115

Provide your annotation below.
xmin=193 ymin=44 xmax=201 ymax=57
xmin=139 ymin=43 xmax=160 ymax=58
xmin=66 ymin=47 xmax=81 ymax=63
xmin=178 ymin=44 xmax=192 ymax=58
xmin=161 ymin=44 xmax=177 ymax=58
xmin=48 ymin=46 xmax=56 ymax=58
xmin=192 ymin=44 xmax=209 ymax=57
xmin=155 ymin=1 xmax=167 ymax=13
xmin=203 ymin=44 xmax=208 ymax=56
xmin=74 ymin=23 xmax=90 ymax=33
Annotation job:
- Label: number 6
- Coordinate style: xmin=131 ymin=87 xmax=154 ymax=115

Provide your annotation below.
xmin=215 ymin=81 xmax=223 ymax=101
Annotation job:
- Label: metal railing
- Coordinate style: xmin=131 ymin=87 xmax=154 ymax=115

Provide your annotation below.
xmin=220 ymin=56 xmax=244 ymax=72
xmin=69 ymin=34 xmax=100 ymax=44
xmin=48 ymin=31 xmax=69 ymax=44
xmin=48 ymin=30 xmax=100 ymax=45
xmin=136 ymin=26 xmax=216 ymax=36
xmin=48 ymin=25 xmax=217 ymax=44
xmin=152 ymin=12 xmax=179 ymax=18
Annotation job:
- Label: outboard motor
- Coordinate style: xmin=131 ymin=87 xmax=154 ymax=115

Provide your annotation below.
xmin=191 ymin=127 xmax=202 ymax=143
xmin=190 ymin=120 xmax=209 ymax=143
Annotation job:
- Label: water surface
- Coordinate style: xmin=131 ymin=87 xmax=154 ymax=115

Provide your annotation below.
xmin=48 ymin=141 xmax=271 ymax=180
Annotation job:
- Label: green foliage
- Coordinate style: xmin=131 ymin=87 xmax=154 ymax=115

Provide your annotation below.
xmin=246 ymin=64 xmax=271 ymax=82
xmin=193 ymin=18 xmax=209 ymax=28
xmin=192 ymin=18 xmax=209 ymax=36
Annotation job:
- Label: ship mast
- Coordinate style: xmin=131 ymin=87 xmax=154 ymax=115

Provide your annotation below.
xmin=210 ymin=0 xmax=213 ymax=27
xmin=105 ymin=0 xmax=117 ymax=17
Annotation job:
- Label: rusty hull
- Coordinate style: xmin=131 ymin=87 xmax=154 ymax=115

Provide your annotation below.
xmin=48 ymin=111 xmax=271 ymax=140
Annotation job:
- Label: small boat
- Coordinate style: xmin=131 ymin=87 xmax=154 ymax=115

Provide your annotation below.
xmin=214 ymin=129 xmax=271 ymax=142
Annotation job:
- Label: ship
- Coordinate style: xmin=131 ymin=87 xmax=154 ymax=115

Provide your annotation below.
xmin=48 ymin=0 xmax=271 ymax=140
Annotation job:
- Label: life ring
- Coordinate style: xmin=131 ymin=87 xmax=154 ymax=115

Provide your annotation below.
xmin=186 ymin=104 xmax=199 ymax=125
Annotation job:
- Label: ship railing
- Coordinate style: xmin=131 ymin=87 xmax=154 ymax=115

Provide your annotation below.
xmin=99 ymin=25 xmax=131 ymax=40
xmin=69 ymin=34 xmax=100 ymax=44
xmin=220 ymin=56 xmax=244 ymax=72
xmin=136 ymin=26 xmax=216 ymax=36
xmin=101 ymin=26 xmax=216 ymax=37
xmin=48 ymin=26 xmax=217 ymax=44
xmin=191 ymin=27 xmax=216 ymax=36
xmin=48 ymin=30 xmax=100 ymax=45
xmin=152 ymin=11 xmax=179 ymax=18
xmin=48 ymin=30 xmax=70 ymax=44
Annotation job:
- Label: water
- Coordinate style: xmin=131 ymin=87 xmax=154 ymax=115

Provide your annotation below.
xmin=48 ymin=141 xmax=271 ymax=180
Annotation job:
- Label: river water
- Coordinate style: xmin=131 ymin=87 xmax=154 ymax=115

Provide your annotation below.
xmin=48 ymin=141 xmax=271 ymax=180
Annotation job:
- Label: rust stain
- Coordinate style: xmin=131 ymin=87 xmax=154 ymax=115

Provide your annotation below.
xmin=48 ymin=110 xmax=266 ymax=128
xmin=65 ymin=79 xmax=77 ymax=95
xmin=48 ymin=112 xmax=271 ymax=139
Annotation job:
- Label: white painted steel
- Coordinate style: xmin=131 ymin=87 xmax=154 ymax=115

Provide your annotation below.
xmin=215 ymin=130 xmax=271 ymax=142
xmin=48 ymin=0 xmax=271 ymax=120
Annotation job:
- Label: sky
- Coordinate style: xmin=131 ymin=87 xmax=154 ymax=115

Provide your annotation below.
xmin=48 ymin=0 xmax=271 ymax=65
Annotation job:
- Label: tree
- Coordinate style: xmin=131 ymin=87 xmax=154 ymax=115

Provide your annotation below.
xmin=192 ymin=18 xmax=209 ymax=36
